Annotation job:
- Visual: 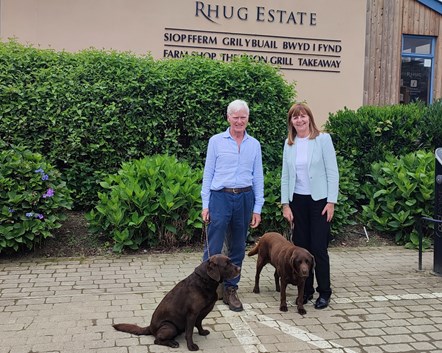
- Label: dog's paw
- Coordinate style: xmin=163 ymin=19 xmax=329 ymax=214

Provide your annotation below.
xmin=188 ymin=343 xmax=199 ymax=351
xmin=298 ymin=307 xmax=307 ymax=315
xmin=155 ymin=339 xmax=179 ymax=348
xmin=199 ymin=329 xmax=210 ymax=336
xmin=279 ymin=305 xmax=288 ymax=312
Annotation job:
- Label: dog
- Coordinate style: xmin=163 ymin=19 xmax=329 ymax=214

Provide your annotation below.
xmin=113 ymin=254 xmax=240 ymax=351
xmin=248 ymin=232 xmax=315 ymax=315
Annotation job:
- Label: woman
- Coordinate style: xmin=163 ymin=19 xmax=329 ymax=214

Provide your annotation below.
xmin=281 ymin=102 xmax=339 ymax=310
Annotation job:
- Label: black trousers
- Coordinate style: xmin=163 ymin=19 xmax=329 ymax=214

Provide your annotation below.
xmin=289 ymin=193 xmax=332 ymax=299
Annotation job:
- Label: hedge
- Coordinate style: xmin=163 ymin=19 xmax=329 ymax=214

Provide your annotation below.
xmin=0 ymin=40 xmax=296 ymax=208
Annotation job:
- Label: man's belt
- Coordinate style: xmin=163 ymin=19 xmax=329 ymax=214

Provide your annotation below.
xmin=220 ymin=186 xmax=253 ymax=194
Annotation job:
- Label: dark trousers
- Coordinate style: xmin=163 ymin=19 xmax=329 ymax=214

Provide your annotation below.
xmin=203 ymin=190 xmax=254 ymax=288
xmin=289 ymin=193 xmax=332 ymax=299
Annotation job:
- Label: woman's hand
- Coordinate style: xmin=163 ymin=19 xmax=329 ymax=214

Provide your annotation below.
xmin=282 ymin=204 xmax=293 ymax=223
xmin=322 ymin=202 xmax=335 ymax=222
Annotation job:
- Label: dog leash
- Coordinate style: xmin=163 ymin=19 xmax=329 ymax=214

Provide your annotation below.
xmin=287 ymin=220 xmax=294 ymax=240
xmin=204 ymin=221 xmax=211 ymax=258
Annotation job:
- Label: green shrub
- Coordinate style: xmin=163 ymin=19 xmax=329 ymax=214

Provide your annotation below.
xmin=254 ymin=168 xmax=287 ymax=237
xmin=154 ymin=55 xmax=295 ymax=171
xmin=325 ymin=103 xmax=430 ymax=185
xmin=86 ymin=154 xmax=203 ymax=253
xmin=422 ymin=99 xmax=442 ymax=149
xmin=0 ymin=141 xmax=73 ymax=253
xmin=332 ymin=156 xmax=363 ymax=236
xmin=361 ymin=150 xmax=434 ymax=248
xmin=0 ymin=41 xmax=296 ymax=209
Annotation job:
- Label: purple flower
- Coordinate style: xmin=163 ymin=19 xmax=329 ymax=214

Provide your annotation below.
xmin=41 ymin=174 xmax=49 ymax=181
xmin=26 ymin=212 xmax=34 ymax=218
xmin=8 ymin=208 xmax=15 ymax=213
xmin=43 ymin=188 xmax=55 ymax=198
xmin=35 ymin=213 xmax=44 ymax=220
xmin=35 ymin=168 xmax=44 ymax=174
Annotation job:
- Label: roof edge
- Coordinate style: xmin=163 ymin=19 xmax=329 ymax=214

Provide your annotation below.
xmin=417 ymin=0 xmax=442 ymax=15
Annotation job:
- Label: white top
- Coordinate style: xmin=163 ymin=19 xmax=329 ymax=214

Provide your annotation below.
xmin=294 ymin=136 xmax=311 ymax=195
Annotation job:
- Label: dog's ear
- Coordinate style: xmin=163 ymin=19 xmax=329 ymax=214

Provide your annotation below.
xmin=207 ymin=257 xmax=221 ymax=282
xmin=290 ymin=252 xmax=300 ymax=273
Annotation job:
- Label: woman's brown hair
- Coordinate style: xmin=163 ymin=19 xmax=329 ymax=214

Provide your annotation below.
xmin=286 ymin=103 xmax=320 ymax=145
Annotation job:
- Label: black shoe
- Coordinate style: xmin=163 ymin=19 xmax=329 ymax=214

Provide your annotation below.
xmin=314 ymin=297 xmax=329 ymax=310
xmin=303 ymin=294 xmax=314 ymax=304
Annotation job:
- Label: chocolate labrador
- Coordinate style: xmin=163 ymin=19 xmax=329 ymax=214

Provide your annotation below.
xmin=248 ymin=232 xmax=314 ymax=315
xmin=113 ymin=254 xmax=240 ymax=351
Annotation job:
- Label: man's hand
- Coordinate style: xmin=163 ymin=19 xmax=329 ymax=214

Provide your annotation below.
xmin=250 ymin=213 xmax=261 ymax=228
xmin=201 ymin=208 xmax=210 ymax=223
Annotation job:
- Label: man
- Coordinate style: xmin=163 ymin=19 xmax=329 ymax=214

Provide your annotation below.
xmin=201 ymin=99 xmax=264 ymax=312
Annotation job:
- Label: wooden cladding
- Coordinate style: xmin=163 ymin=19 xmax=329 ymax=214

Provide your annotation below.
xmin=403 ymin=0 xmax=440 ymax=35
xmin=364 ymin=0 xmax=441 ymax=106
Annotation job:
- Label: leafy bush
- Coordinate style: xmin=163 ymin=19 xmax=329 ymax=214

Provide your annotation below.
xmin=422 ymin=99 xmax=442 ymax=149
xmin=0 ymin=141 xmax=73 ymax=253
xmin=0 ymin=41 xmax=296 ymax=208
xmin=254 ymin=168 xmax=287 ymax=237
xmin=332 ymin=156 xmax=363 ymax=236
xmin=361 ymin=151 xmax=434 ymax=247
xmin=325 ymin=102 xmax=440 ymax=184
xmin=86 ymin=154 xmax=203 ymax=253
xmin=325 ymin=101 xmax=442 ymax=242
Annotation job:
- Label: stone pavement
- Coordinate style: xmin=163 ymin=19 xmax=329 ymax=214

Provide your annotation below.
xmin=1 ymin=246 xmax=442 ymax=353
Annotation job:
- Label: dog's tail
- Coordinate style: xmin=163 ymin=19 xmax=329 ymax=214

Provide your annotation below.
xmin=247 ymin=240 xmax=260 ymax=256
xmin=113 ymin=323 xmax=152 ymax=336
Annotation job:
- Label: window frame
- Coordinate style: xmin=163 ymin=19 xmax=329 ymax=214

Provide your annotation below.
xmin=401 ymin=34 xmax=436 ymax=104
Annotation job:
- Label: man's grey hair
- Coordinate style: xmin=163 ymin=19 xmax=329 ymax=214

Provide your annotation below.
xmin=227 ymin=99 xmax=249 ymax=116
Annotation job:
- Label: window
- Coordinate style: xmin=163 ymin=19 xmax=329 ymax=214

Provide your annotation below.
xmin=400 ymin=35 xmax=435 ymax=104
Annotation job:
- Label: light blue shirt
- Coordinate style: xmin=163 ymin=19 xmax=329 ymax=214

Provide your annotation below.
xmin=201 ymin=128 xmax=265 ymax=214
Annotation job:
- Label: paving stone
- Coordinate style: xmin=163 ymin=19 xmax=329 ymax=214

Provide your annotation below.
xmin=0 ymin=247 xmax=441 ymax=352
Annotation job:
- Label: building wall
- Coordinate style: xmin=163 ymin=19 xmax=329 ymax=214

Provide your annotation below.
xmin=2 ymin=1 xmax=440 ymax=124
xmin=364 ymin=0 xmax=441 ymax=105
xmin=0 ymin=0 xmax=367 ymax=127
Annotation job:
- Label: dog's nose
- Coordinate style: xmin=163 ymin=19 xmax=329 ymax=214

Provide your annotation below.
xmin=300 ymin=268 xmax=309 ymax=276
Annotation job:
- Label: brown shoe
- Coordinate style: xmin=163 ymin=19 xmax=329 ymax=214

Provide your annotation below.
xmin=223 ymin=286 xmax=243 ymax=312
